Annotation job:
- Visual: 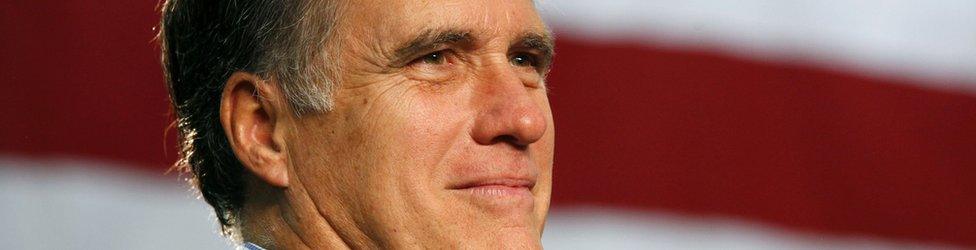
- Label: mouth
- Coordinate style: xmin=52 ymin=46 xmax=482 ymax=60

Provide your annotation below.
xmin=452 ymin=178 xmax=535 ymax=190
xmin=449 ymin=178 xmax=536 ymax=209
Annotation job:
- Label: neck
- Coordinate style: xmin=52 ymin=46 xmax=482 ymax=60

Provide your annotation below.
xmin=241 ymin=179 xmax=364 ymax=249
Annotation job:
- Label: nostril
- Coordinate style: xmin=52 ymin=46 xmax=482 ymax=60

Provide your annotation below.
xmin=491 ymin=135 xmax=529 ymax=149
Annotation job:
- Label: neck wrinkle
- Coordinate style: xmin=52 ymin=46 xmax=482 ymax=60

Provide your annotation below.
xmin=284 ymin=170 xmax=389 ymax=249
xmin=241 ymin=179 xmax=357 ymax=249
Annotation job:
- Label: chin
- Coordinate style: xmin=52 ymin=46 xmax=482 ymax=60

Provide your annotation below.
xmin=484 ymin=229 xmax=543 ymax=249
xmin=433 ymin=194 xmax=544 ymax=246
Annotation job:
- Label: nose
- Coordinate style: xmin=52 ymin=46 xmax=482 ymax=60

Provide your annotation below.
xmin=470 ymin=61 xmax=548 ymax=148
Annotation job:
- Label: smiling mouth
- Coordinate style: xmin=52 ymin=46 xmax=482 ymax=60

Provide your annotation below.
xmin=452 ymin=178 xmax=535 ymax=190
xmin=449 ymin=178 xmax=536 ymax=207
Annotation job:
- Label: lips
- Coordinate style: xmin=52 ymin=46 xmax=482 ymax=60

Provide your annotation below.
xmin=450 ymin=178 xmax=536 ymax=190
xmin=447 ymin=160 xmax=540 ymax=211
xmin=449 ymin=176 xmax=537 ymax=213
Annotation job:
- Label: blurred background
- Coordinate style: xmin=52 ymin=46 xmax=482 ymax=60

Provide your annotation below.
xmin=1 ymin=0 xmax=974 ymax=249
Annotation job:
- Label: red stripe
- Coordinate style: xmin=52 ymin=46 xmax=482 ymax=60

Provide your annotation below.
xmin=1 ymin=1 xmax=975 ymax=247
xmin=547 ymin=37 xmax=976 ymax=246
xmin=0 ymin=1 xmax=176 ymax=168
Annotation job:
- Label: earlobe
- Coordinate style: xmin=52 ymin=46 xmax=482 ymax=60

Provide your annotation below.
xmin=220 ymin=72 xmax=290 ymax=188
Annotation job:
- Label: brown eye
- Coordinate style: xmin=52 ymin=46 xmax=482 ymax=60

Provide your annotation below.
xmin=510 ymin=53 xmax=537 ymax=67
xmin=406 ymin=50 xmax=458 ymax=82
xmin=419 ymin=51 xmax=447 ymax=65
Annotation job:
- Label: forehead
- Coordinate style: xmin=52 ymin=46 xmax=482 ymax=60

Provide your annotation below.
xmin=341 ymin=0 xmax=547 ymax=42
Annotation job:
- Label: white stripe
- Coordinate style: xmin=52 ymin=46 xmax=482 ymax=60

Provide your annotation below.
xmin=0 ymin=156 xmax=231 ymax=250
xmin=544 ymin=207 xmax=964 ymax=250
xmin=538 ymin=0 xmax=976 ymax=92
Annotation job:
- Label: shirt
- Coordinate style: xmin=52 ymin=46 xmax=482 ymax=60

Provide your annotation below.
xmin=242 ymin=242 xmax=267 ymax=250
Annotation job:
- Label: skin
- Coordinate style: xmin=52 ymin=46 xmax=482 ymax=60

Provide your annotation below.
xmin=221 ymin=0 xmax=554 ymax=248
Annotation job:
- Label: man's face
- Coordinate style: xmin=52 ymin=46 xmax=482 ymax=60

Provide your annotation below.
xmin=284 ymin=0 xmax=554 ymax=247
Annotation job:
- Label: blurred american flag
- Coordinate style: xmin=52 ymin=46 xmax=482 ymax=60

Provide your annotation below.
xmin=1 ymin=1 xmax=973 ymax=249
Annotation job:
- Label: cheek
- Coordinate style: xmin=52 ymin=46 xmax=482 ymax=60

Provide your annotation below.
xmin=364 ymin=87 xmax=473 ymax=186
xmin=533 ymin=93 xmax=556 ymax=177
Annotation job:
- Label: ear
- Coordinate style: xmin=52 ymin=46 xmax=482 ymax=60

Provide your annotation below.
xmin=220 ymin=72 xmax=290 ymax=188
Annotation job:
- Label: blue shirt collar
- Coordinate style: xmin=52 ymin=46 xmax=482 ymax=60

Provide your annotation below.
xmin=242 ymin=242 xmax=267 ymax=250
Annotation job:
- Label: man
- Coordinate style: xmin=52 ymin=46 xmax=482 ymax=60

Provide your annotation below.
xmin=160 ymin=0 xmax=555 ymax=248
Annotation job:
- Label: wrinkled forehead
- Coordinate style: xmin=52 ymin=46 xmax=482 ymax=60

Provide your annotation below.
xmin=337 ymin=0 xmax=549 ymax=45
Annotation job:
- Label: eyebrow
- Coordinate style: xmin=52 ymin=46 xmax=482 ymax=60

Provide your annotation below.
xmin=513 ymin=32 xmax=555 ymax=58
xmin=512 ymin=32 xmax=556 ymax=69
xmin=391 ymin=29 xmax=473 ymax=66
xmin=388 ymin=28 xmax=556 ymax=69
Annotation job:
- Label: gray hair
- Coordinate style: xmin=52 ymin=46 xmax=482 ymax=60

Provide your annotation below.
xmin=159 ymin=0 xmax=339 ymax=235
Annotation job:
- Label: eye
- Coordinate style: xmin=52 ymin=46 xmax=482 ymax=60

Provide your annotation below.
xmin=510 ymin=53 xmax=538 ymax=67
xmin=416 ymin=51 xmax=447 ymax=65
xmin=405 ymin=50 xmax=458 ymax=82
